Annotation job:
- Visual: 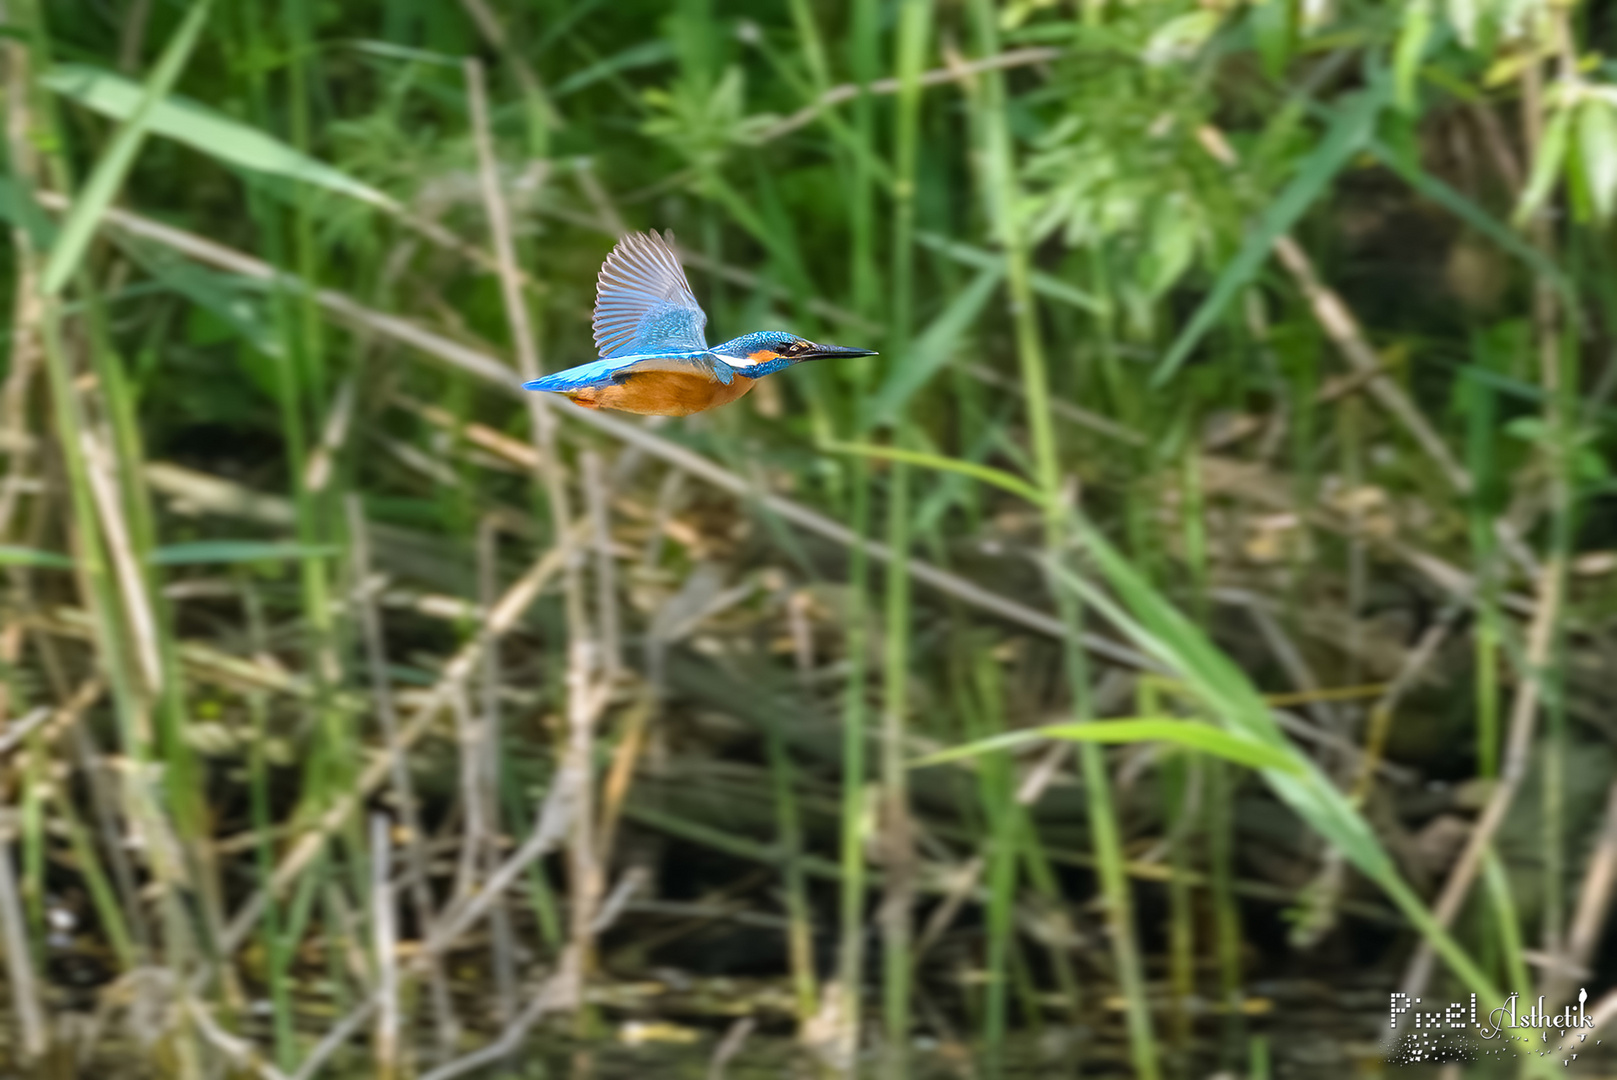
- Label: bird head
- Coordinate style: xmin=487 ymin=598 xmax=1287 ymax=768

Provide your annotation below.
xmin=714 ymin=331 xmax=877 ymax=374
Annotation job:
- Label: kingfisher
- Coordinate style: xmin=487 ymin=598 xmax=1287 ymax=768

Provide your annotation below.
xmin=522 ymin=230 xmax=877 ymax=416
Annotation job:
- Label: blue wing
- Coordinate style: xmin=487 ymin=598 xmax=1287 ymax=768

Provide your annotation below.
xmin=524 ymin=351 xmax=734 ymax=392
xmin=593 ymin=230 xmax=709 ymax=358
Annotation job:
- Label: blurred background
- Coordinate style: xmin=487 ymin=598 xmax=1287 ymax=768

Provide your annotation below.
xmin=2 ymin=0 xmax=1616 ymax=1076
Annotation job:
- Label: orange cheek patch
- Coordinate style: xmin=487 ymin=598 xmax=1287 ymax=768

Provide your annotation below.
xmin=747 ymin=350 xmax=780 ymax=364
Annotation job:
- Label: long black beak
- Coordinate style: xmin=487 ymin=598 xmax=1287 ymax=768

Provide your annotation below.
xmin=800 ymin=343 xmax=878 ymax=361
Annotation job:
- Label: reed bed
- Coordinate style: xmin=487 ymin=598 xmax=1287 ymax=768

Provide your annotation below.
xmin=1 ymin=1 xmax=1616 ymax=1077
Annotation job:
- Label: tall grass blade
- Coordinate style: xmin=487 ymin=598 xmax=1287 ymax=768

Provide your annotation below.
xmin=39 ymin=0 xmax=214 ymax=296
xmin=915 ymin=717 xmax=1303 ymax=772
xmin=1154 ymin=74 xmax=1389 ymax=385
xmin=43 ymin=62 xmax=392 ymax=208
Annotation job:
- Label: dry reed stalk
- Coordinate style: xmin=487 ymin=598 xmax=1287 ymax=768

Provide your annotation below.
xmin=594 ymin=694 xmax=654 ymax=871
xmin=346 ymin=494 xmax=457 ymax=1053
xmin=371 ymin=814 xmax=399 ymax=1080
xmin=465 ymin=55 xmax=602 ymax=1010
xmin=1544 ymin=779 xmax=1617 ymax=1006
xmin=0 ymin=7 xmax=43 ymax=544
xmin=1193 ymin=124 xmax=1473 ymax=495
xmin=301 ymin=375 xmax=355 ymax=494
xmin=75 ymin=423 xmax=163 ymax=695
xmin=416 ymin=978 xmax=565 ymax=1080
xmin=289 ymin=997 xmax=378 ymax=1080
xmin=1399 ymin=555 xmax=1564 ymax=997
xmin=456 ymin=0 xmax=560 ymax=130
xmin=475 ymin=512 xmax=518 ymax=1023
xmin=756 ymin=46 xmax=1061 ymax=141
xmin=221 ymin=537 xmax=571 ymax=951
xmin=584 ymin=451 xmax=621 ymax=682
xmin=0 ymin=706 xmax=50 ymax=757
xmin=183 ymin=997 xmax=287 ymax=1080
xmin=0 ymin=816 xmax=46 ymax=1059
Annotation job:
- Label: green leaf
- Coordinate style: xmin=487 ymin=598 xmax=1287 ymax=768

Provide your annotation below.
xmin=1055 ymin=517 xmax=1394 ymax=877
xmin=914 ymin=717 xmax=1303 ymax=772
xmin=819 ymin=440 xmax=1046 ymax=504
xmin=867 ymin=265 xmax=1003 ymax=427
xmin=349 ymin=39 xmax=464 ymax=67
xmin=918 ymin=231 xmax=1101 ymax=313
xmin=1052 ymin=515 xmax=1504 ymax=1004
xmin=1153 ymin=74 xmax=1389 ymax=385
xmin=1578 ymin=99 xmax=1617 ymax=223
xmin=42 ymin=61 xmax=393 ymax=210
xmin=1504 ymin=415 xmax=1549 ymax=443
xmin=148 ymin=541 xmax=337 ymax=566
xmin=1250 ymin=0 xmax=1295 ymax=80
xmin=0 ymin=545 xmax=74 ymax=569
xmin=40 ymin=0 xmax=214 ymax=297
xmin=1513 ymin=104 xmax=1572 ymax=227
xmin=552 ymin=40 xmax=676 ymax=97
xmin=1394 ymin=0 xmax=1433 ymax=112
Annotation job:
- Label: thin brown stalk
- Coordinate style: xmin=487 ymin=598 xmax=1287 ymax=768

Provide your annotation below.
xmin=595 ymin=695 xmax=653 ymax=871
xmin=756 ymin=47 xmax=1060 ymax=142
xmin=301 ymin=375 xmax=355 ymax=494
xmin=424 ymin=784 xmax=576 ymax=957
xmin=465 ymin=55 xmax=601 ymax=1010
xmin=0 ymin=5 xmax=42 ymax=546
xmin=1399 ymin=556 xmax=1564 ymax=997
xmin=345 ymin=494 xmax=457 ymax=1051
xmin=371 ymin=814 xmax=399 ymax=1080
xmin=1545 ymin=779 xmax=1617 ymax=1006
xmin=449 ymin=685 xmax=488 ymax=906
xmin=289 ymin=997 xmax=379 ymax=1080
xmin=0 ymin=706 xmax=50 ymax=757
xmin=416 ymin=977 xmax=565 ymax=1080
xmin=1194 ymin=124 xmax=1472 ymax=494
xmin=584 ymin=451 xmax=621 ymax=682
xmin=77 ymin=423 xmax=163 ymax=692
xmin=455 ymin=0 xmax=561 ymax=131
xmin=184 ymin=997 xmax=287 ymax=1080
xmin=221 ymin=539 xmax=571 ymax=951
xmin=475 ymin=512 xmax=518 ymax=1024
xmin=0 ymin=819 xmax=46 ymax=1059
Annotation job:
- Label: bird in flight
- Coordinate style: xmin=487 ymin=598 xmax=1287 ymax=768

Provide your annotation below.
xmin=523 ymin=230 xmax=877 ymax=416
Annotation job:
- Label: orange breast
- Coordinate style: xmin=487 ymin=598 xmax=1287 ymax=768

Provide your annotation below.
xmin=562 ymin=371 xmax=755 ymax=417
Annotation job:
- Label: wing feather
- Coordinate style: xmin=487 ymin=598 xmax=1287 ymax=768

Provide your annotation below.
xmin=523 ymin=351 xmax=733 ymax=392
xmin=593 ymin=230 xmax=709 ymax=358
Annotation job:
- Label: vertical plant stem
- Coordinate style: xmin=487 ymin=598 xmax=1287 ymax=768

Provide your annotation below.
xmin=836 ymin=492 xmax=872 ymax=1067
xmin=970 ymin=649 xmax=1015 ymax=1077
xmin=1207 ymin=759 xmax=1244 ymax=1063
xmin=0 ymin=820 xmax=45 ymax=1060
xmin=242 ymin=583 xmax=295 ymax=1071
xmin=1164 ymin=753 xmax=1196 ymax=1068
xmin=876 ymin=2 xmax=930 ymax=1067
xmin=346 ymin=496 xmax=456 ymax=1052
xmin=878 ymin=451 xmax=913 ymax=1069
xmin=779 ymin=592 xmax=820 ymax=1026
xmin=476 ymin=514 xmax=519 ymax=1025
xmin=464 ymin=58 xmax=596 ymax=1010
xmin=372 ymin=814 xmax=398 ymax=1080
xmin=1521 ymin=44 xmax=1574 ymax=976
xmin=966 ymin=2 xmax=1159 ymax=1075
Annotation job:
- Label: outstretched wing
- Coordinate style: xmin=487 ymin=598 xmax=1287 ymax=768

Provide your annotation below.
xmin=593 ymin=230 xmax=709 ymax=358
xmin=523 ymin=351 xmax=733 ymax=392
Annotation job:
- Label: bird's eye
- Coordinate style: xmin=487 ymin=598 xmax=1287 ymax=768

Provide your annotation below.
xmin=785 ymin=340 xmax=806 ymax=355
